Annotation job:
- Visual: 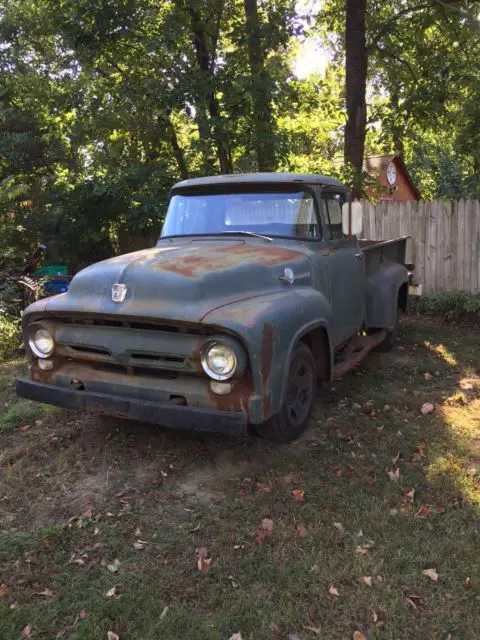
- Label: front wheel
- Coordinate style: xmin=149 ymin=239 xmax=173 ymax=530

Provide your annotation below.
xmin=258 ymin=343 xmax=316 ymax=443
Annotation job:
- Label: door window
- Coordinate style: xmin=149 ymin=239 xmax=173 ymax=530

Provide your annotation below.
xmin=323 ymin=193 xmax=345 ymax=241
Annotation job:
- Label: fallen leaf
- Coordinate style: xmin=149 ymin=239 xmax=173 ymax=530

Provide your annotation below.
xmin=423 ymin=568 xmax=439 ymax=582
xmin=333 ymin=521 xmax=345 ymax=536
xmin=355 ymin=540 xmax=376 ymax=554
xmin=107 ymin=633 xmax=119 ymax=640
xmin=308 ymin=604 xmax=318 ymax=623
xmin=228 ymin=574 xmax=239 ymax=588
xmin=387 ymin=468 xmax=400 ymax=481
xmin=328 ymin=585 xmax=340 ymax=596
xmin=424 ymin=372 xmax=433 ymax=380
xmin=297 ymin=524 xmax=307 ymax=538
xmin=392 ymin=452 xmax=402 ymax=464
xmin=160 ymin=605 xmax=169 ymax=619
xmin=269 ymin=622 xmax=279 ymax=632
xmin=134 ymin=527 xmax=141 ymax=536
xmin=414 ymin=505 xmax=432 ymax=518
xmin=106 ymin=559 xmax=121 ymax=573
xmin=196 ymin=547 xmax=212 ymax=574
xmin=22 ymin=626 xmax=33 ymax=638
xmin=291 ymin=489 xmax=305 ymax=502
xmin=412 ymin=444 xmax=427 ymax=462
xmin=105 ymin=586 xmax=118 ymax=598
xmin=353 ymin=632 xmax=367 ymax=640
xmin=464 ymin=577 xmax=473 ymax=590
xmin=79 ymin=609 xmax=88 ymax=619
xmin=402 ymin=488 xmax=415 ymax=504
xmin=304 ymin=626 xmax=321 ymax=634
xmin=227 ymin=634 xmax=242 ymax=640
xmin=421 ymin=402 xmax=435 ymax=415
xmin=252 ymin=518 xmax=274 ymax=544
xmin=359 ymin=576 xmax=372 ymax=586
xmin=0 ymin=584 xmax=8 ymax=598
xmin=406 ymin=594 xmax=427 ymax=617
xmin=133 ymin=540 xmax=148 ymax=550
xmin=36 ymin=589 xmax=55 ymax=597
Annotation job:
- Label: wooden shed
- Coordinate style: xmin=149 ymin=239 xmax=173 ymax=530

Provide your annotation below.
xmin=363 ymin=154 xmax=421 ymax=202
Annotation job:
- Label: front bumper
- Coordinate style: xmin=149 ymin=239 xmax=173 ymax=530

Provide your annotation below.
xmin=16 ymin=378 xmax=248 ymax=437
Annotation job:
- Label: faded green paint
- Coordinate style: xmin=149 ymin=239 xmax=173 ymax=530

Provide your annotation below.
xmin=18 ymin=173 xmax=410 ymax=432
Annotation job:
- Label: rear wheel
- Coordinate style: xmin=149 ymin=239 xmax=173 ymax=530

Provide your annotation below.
xmin=258 ymin=343 xmax=316 ymax=443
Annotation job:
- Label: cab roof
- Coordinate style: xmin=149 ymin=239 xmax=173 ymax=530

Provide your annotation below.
xmin=172 ymin=172 xmax=346 ymax=191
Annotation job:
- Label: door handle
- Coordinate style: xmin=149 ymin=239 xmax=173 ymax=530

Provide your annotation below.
xmin=354 ymin=252 xmax=364 ymax=259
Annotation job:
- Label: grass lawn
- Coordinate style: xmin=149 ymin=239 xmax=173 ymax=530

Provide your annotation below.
xmin=0 ymin=316 xmax=479 ymax=640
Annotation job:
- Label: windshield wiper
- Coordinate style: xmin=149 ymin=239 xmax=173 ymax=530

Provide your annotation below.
xmin=215 ymin=231 xmax=273 ymax=242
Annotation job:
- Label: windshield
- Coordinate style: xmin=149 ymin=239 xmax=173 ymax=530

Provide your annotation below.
xmin=161 ymin=190 xmax=320 ymax=240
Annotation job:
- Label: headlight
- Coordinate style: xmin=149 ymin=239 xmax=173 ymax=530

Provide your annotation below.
xmin=29 ymin=327 xmax=54 ymax=359
xmin=201 ymin=342 xmax=237 ymax=381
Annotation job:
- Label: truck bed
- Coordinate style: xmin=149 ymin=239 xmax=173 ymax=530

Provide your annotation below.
xmin=358 ymin=236 xmax=410 ymax=278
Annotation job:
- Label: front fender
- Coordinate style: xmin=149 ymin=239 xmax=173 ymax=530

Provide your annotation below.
xmin=201 ymin=289 xmax=333 ymax=424
xmin=366 ymin=261 xmax=408 ymax=329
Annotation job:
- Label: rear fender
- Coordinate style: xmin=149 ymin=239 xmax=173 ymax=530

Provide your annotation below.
xmin=201 ymin=290 xmax=333 ymax=424
xmin=366 ymin=261 xmax=409 ymax=329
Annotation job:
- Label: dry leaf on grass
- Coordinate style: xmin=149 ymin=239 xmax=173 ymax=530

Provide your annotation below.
xmin=353 ymin=632 xmax=367 ymax=640
xmin=107 ymin=633 xmax=119 ymax=640
xmin=0 ymin=584 xmax=8 ymax=598
xmin=355 ymin=540 xmax=375 ymax=554
xmin=387 ymin=468 xmax=400 ymax=481
xmin=160 ymin=605 xmax=169 ymax=619
xmin=414 ymin=505 xmax=432 ymax=518
xmin=464 ymin=577 xmax=473 ymax=590
xmin=106 ymin=559 xmax=121 ymax=573
xmin=22 ymin=625 xmax=33 ymax=638
xmin=36 ymin=589 xmax=55 ymax=597
xmin=402 ymin=488 xmax=415 ymax=504
xmin=269 ymin=622 xmax=279 ymax=632
xmin=359 ymin=576 xmax=372 ymax=586
xmin=196 ymin=547 xmax=212 ymax=574
xmin=228 ymin=634 xmax=243 ymax=640
xmin=304 ymin=626 xmax=321 ymax=634
xmin=392 ymin=452 xmax=402 ymax=464
xmin=133 ymin=540 xmax=148 ymax=550
xmin=406 ymin=594 xmax=427 ymax=617
xmin=105 ymin=586 xmax=118 ymax=598
xmin=328 ymin=585 xmax=340 ymax=596
xmin=423 ymin=568 xmax=439 ymax=582
xmin=333 ymin=521 xmax=345 ymax=536
xmin=252 ymin=518 xmax=274 ymax=544
xmin=421 ymin=402 xmax=435 ymax=415
xmin=291 ymin=489 xmax=305 ymax=502
xmin=297 ymin=524 xmax=307 ymax=538
xmin=79 ymin=609 xmax=88 ymax=620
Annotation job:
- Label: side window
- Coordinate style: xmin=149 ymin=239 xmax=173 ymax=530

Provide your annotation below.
xmin=323 ymin=193 xmax=345 ymax=241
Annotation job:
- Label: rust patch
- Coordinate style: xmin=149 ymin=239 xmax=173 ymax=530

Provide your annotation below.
xmin=260 ymin=323 xmax=276 ymax=419
xmin=156 ymin=244 xmax=301 ymax=278
xmin=207 ymin=376 xmax=253 ymax=413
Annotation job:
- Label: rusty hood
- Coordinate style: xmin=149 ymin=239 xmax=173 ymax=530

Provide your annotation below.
xmin=29 ymin=240 xmax=312 ymax=324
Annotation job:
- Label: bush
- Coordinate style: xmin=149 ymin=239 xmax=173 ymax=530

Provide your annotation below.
xmin=410 ymin=291 xmax=480 ymax=321
xmin=0 ymin=310 xmax=21 ymax=362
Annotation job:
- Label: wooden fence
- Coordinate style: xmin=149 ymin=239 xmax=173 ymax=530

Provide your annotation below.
xmin=361 ymin=200 xmax=480 ymax=294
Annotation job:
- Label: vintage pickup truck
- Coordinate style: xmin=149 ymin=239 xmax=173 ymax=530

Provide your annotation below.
xmin=17 ymin=173 xmax=411 ymax=442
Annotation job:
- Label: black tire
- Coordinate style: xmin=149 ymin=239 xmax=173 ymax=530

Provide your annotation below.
xmin=258 ymin=342 xmax=316 ymax=443
xmin=375 ymin=304 xmax=399 ymax=352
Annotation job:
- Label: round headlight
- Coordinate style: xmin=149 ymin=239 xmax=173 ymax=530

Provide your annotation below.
xmin=201 ymin=342 xmax=237 ymax=381
xmin=29 ymin=327 xmax=54 ymax=359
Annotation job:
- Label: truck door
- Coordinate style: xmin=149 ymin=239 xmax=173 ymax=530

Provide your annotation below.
xmin=320 ymin=192 xmax=366 ymax=346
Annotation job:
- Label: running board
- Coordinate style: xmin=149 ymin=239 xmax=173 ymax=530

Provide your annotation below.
xmin=333 ymin=330 xmax=387 ymax=380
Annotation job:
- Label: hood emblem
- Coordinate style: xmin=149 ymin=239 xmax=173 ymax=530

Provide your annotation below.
xmin=111 ymin=283 xmax=128 ymax=303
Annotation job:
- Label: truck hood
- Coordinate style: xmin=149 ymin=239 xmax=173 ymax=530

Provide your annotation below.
xmin=32 ymin=240 xmax=312 ymax=324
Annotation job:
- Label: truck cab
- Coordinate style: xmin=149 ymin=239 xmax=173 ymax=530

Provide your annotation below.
xmin=17 ymin=173 xmax=410 ymax=442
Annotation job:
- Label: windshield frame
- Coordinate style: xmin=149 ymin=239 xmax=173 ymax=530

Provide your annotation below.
xmin=160 ymin=183 xmax=324 ymax=243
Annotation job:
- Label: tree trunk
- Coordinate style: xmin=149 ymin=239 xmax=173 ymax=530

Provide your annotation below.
xmin=243 ymin=0 xmax=276 ymax=171
xmin=164 ymin=115 xmax=189 ymax=180
xmin=189 ymin=6 xmax=232 ymax=174
xmin=344 ymin=0 xmax=367 ymax=197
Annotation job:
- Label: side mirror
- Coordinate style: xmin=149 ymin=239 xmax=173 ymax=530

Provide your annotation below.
xmin=342 ymin=200 xmax=363 ymax=237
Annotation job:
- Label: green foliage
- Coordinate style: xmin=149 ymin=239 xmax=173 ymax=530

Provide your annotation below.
xmin=412 ymin=291 xmax=480 ymax=321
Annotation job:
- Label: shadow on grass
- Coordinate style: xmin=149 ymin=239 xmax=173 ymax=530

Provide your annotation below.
xmin=0 ymin=317 xmax=479 ymax=639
